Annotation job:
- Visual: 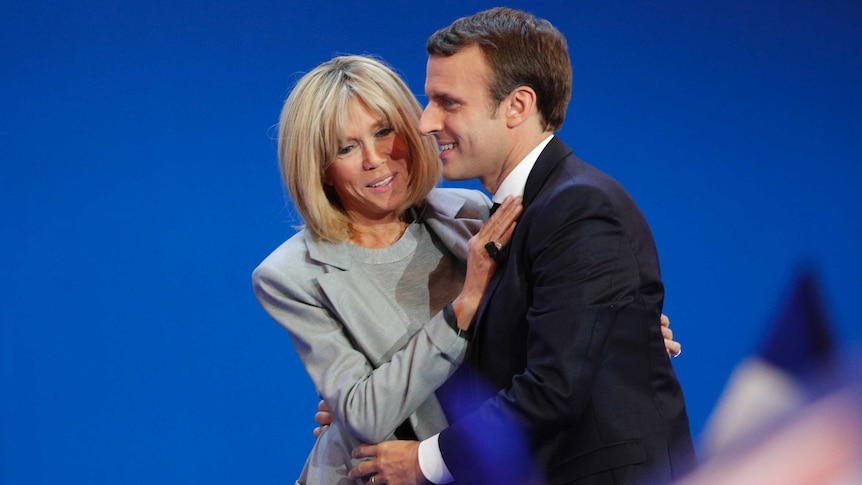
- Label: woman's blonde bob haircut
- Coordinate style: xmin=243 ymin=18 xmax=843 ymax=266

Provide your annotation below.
xmin=278 ymin=55 xmax=441 ymax=242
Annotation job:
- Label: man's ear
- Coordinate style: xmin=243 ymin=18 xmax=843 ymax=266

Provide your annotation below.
xmin=505 ymin=86 xmax=537 ymax=128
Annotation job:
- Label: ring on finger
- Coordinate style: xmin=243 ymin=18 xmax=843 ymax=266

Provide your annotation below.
xmin=484 ymin=241 xmax=506 ymax=263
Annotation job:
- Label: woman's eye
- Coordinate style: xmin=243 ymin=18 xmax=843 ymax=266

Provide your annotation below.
xmin=337 ymin=144 xmax=354 ymax=156
xmin=376 ymin=127 xmax=395 ymax=137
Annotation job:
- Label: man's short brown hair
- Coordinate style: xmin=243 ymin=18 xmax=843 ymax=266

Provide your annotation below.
xmin=426 ymin=7 xmax=572 ymax=131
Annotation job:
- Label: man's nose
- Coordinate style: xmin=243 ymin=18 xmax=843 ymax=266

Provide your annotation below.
xmin=418 ymin=105 xmax=440 ymax=135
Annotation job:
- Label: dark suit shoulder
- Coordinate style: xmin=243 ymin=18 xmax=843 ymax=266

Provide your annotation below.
xmin=530 ymin=153 xmax=650 ymax=230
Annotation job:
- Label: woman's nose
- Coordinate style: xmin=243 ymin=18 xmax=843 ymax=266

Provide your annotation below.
xmin=362 ymin=144 xmax=387 ymax=170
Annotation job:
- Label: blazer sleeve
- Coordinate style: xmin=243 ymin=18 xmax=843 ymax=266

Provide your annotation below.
xmin=252 ymin=235 xmax=468 ymax=444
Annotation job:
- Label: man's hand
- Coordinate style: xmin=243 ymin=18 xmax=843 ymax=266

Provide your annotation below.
xmin=313 ymin=399 xmax=333 ymax=438
xmin=347 ymin=440 xmax=428 ymax=485
xmin=661 ymin=314 xmax=682 ymax=358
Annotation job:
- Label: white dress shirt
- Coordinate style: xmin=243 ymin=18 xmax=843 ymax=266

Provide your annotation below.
xmin=417 ymin=134 xmax=555 ymax=483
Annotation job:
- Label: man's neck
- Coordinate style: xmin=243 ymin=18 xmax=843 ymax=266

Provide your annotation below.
xmin=483 ymin=131 xmax=554 ymax=196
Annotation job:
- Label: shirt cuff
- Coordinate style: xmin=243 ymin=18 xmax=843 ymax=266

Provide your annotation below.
xmin=418 ymin=434 xmax=454 ymax=484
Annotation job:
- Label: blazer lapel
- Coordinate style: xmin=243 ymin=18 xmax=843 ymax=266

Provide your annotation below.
xmin=306 ymin=238 xmax=420 ymax=367
xmin=303 ymin=189 xmax=489 ymax=368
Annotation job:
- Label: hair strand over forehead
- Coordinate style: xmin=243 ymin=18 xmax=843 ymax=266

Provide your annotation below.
xmin=277 ymin=56 xmax=441 ymax=242
xmin=426 ymin=7 xmax=572 ymax=131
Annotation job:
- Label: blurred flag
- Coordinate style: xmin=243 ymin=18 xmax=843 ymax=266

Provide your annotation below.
xmin=680 ymin=381 xmax=862 ymax=485
xmin=699 ymin=268 xmax=834 ymax=458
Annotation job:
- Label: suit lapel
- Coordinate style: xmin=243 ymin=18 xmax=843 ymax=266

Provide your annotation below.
xmin=474 ymin=137 xmax=574 ymax=336
xmin=522 ymin=136 xmax=573 ymax=209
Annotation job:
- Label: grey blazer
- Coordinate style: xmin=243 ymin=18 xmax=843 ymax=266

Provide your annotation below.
xmin=252 ymin=188 xmax=491 ymax=484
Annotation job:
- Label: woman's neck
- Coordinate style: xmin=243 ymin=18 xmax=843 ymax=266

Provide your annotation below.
xmin=348 ymin=217 xmax=411 ymax=249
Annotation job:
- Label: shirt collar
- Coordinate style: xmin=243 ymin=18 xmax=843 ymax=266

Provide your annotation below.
xmin=492 ymin=135 xmax=555 ymax=204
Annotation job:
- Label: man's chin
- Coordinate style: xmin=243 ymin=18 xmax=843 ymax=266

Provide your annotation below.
xmin=441 ymin=166 xmax=470 ymax=182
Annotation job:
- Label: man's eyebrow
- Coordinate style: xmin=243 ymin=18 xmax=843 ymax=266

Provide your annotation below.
xmin=428 ymin=92 xmax=454 ymax=102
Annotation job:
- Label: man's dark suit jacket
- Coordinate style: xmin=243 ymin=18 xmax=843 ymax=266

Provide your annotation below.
xmin=436 ymin=137 xmax=696 ymax=485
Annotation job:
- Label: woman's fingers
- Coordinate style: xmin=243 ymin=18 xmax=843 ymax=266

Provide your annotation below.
xmin=481 ymin=196 xmax=522 ymax=248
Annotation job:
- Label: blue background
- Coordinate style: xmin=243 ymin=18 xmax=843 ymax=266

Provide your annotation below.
xmin=3 ymin=0 xmax=860 ymax=482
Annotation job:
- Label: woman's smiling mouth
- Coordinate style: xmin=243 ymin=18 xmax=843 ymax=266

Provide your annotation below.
xmin=368 ymin=174 xmax=395 ymax=189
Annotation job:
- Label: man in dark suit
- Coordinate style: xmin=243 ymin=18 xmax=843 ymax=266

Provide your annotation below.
xmin=349 ymin=7 xmax=696 ymax=484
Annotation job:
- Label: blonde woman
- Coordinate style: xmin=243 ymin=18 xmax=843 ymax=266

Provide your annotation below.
xmin=253 ymin=55 xmax=520 ymax=484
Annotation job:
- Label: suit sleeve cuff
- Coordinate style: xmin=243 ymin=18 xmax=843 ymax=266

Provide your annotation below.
xmin=418 ymin=434 xmax=455 ymax=484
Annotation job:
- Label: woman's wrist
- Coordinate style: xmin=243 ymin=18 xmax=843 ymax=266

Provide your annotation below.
xmin=451 ymin=294 xmax=481 ymax=330
xmin=444 ymin=301 xmax=474 ymax=340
